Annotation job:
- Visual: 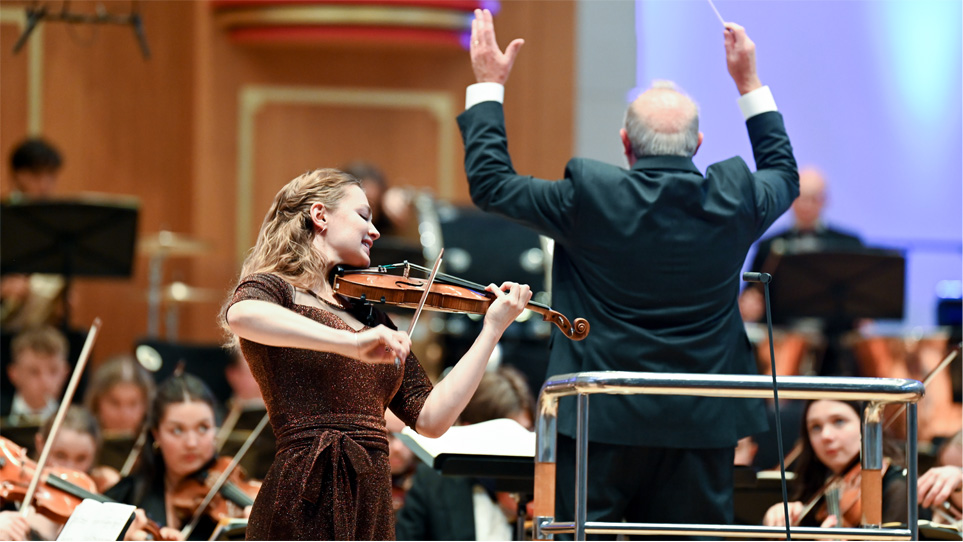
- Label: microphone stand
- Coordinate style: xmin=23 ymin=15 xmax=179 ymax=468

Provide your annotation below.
xmin=744 ymin=272 xmax=792 ymax=540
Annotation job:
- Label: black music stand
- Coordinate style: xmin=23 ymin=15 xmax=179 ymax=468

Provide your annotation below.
xmin=766 ymin=249 xmax=906 ymax=324
xmin=1 ymin=199 xmax=139 ymax=328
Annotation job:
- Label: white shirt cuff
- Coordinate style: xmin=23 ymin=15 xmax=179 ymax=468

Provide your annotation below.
xmin=737 ymin=86 xmax=777 ymax=120
xmin=466 ymin=82 xmax=504 ymax=109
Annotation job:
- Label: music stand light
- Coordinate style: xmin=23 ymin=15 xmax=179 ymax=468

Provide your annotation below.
xmin=766 ymin=249 xmax=906 ymax=324
xmin=1 ymin=198 xmax=140 ymax=327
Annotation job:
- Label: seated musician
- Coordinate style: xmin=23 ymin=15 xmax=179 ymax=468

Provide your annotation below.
xmin=106 ymin=373 xmax=249 ymax=541
xmin=0 ymin=512 xmax=29 ymax=541
xmin=2 ymin=326 xmax=69 ymax=425
xmin=395 ymin=365 xmax=534 ymax=541
xmin=388 ymin=431 xmax=417 ymax=516
xmin=762 ymin=399 xmax=907 ymax=528
xmin=24 ymin=406 xmax=111 ymax=540
xmin=84 ymin=355 xmax=155 ymax=438
xmin=919 ymin=430 xmax=963 ymax=525
xmin=739 ymin=167 xmax=865 ymax=376
xmin=1 ymin=138 xmax=66 ymax=332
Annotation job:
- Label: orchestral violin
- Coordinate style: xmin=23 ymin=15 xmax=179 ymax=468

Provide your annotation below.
xmin=175 ymin=412 xmax=269 ymax=539
xmin=0 ymin=436 xmax=164 ymax=538
xmin=807 ymin=459 xmax=890 ymax=528
xmin=170 ymin=456 xmax=260 ymax=525
xmin=332 ymin=262 xmax=590 ymax=341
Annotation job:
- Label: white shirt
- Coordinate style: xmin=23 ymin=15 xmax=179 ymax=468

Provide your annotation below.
xmin=8 ymin=393 xmax=57 ymax=425
xmin=465 ymin=82 xmax=779 ymax=120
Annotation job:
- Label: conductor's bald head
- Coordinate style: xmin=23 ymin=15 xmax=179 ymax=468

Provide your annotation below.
xmin=621 ymin=82 xmax=703 ymax=165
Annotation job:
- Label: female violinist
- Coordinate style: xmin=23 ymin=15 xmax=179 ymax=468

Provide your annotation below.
xmin=105 ymin=373 xmax=249 ymax=541
xmin=3 ymin=406 xmax=110 ymax=540
xmin=84 ymin=355 xmax=155 ymax=437
xmin=222 ymin=168 xmax=531 ymax=540
xmin=762 ymin=399 xmax=908 ymax=528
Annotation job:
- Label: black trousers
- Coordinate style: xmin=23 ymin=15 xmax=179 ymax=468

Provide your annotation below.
xmin=554 ymin=434 xmax=735 ymax=540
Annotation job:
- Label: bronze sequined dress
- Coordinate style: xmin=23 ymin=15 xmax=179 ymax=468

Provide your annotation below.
xmin=228 ymin=273 xmax=432 ymax=540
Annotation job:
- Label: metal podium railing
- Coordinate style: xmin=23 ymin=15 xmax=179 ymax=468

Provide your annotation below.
xmin=532 ymin=372 xmax=925 ymax=541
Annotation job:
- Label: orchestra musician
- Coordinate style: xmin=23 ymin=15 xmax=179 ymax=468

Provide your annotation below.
xmin=1 ymin=138 xmax=66 ymax=331
xmin=459 ymin=9 xmax=797 ymax=529
xmin=919 ymin=430 xmax=963 ymax=524
xmin=762 ymin=399 xmax=907 ymax=527
xmin=105 ymin=373 xmax=232 ymax=541
xmin=22 ymin=406 xmax=113 ymax=540
xmin=739 ymin=167 xmax=865 ymax=377
xmin=84 ymin=355 xmax=155 ymax=437
xmin=2 ymin=326 xmax=70 ymax=425
xmin=222 ymin=168 xmax=531 ymax=539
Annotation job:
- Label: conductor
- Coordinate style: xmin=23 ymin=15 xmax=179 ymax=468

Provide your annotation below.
xmin=458 ymin=10 xmax=799 ymax=529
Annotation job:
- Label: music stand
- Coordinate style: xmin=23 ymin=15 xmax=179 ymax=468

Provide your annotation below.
xmin=1 ymin=198 xmax=140 ymax=328
xmin=766 ymin=249 xmax=905 ymax=324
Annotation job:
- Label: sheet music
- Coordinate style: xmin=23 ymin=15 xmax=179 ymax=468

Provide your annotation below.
xmin=57 ymin=498 xmax=135 ymax=541
xmin=398 ymin=418 xmax=534 ymax=459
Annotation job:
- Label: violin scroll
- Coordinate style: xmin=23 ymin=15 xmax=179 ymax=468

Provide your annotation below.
xmin=544 ymin=310 xmax=590 ymax=341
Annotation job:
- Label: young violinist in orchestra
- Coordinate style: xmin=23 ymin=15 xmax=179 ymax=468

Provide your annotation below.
xmin=84 ymin=355 xmax=155 ymax=437
xmin=222 ymin=168 xmax=531 ymax=540
xmin=106 ymin=373 xmax=233 ymax=541
xmin=919 ymin=430 xmax=963 ymax=524
xmin=0 ymin=511 xmax=29 ymax=541
xmin=762 ymin=399 xmax=907 ymax=527
xmin=21 ymin=406 xmax=111 ymax=540
xmin=2 ymin=326 xmax=69 ymax=425
xmin=34 ymin=405 xmax=117 ymax=490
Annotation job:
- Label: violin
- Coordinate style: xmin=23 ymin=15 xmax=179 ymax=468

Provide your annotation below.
xmin=0 ymin=436 xmax=163 ymax=538
xmin=332 ymin=262 xmax=590 ymax=341
xmin=813 ymin=459 xmax=890 ymax=528
xmin=170 ymin=457 xmax=261 ymax=526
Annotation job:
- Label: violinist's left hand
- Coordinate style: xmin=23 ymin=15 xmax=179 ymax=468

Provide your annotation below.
xmin=483 ymin=282 xmax=531 ymax=334
xmin=919 ymin=465 xmax=963 ymax=510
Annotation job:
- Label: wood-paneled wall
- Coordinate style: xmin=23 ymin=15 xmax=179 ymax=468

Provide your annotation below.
xmin=0 ymin=1 xmax=574 ymax=360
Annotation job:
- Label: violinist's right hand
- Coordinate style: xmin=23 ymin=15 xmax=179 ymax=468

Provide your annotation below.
xmin=354 ymin=325 xmax=410 ymax=365
xmin=0 ymin=511 xmax=30 ymax=542
xmin=762 ymin=501 xmax=803 ymax=526
xmin=918 ymin=465 xmax=963 ymax=510
xmin=124 ymin=509 xmax=184 ymax=541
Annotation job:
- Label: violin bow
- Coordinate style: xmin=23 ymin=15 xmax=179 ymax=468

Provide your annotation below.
xmin=884 ymin=344 xmax=960 ymax=430
xmin=119 ymin=426 xmax=148 ymax=477
xmin=407 ymin=248 xmax=444 ymax=339
xmin=180 ymin=413 xmax=270 ymax=540
xmin=20 ymin=318 xmax=102 ymax=518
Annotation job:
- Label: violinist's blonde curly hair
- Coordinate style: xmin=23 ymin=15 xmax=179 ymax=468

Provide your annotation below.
xmin=220 ymin=168 xmax=361 ymax=340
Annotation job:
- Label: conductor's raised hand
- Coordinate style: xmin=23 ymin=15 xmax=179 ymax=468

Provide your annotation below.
xmin=723 ymin=22 xmax=762 ymax=95
xmin=470 ymin=8 xmax=524 ymax=85
xmin=484 ymin=282 xmax=532 ymax=334
xmin=354 ymin=325 xmax=411 ymax=365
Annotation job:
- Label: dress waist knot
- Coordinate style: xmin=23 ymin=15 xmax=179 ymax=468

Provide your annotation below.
xmin=274 ymin=415 xmax=388 ymax=540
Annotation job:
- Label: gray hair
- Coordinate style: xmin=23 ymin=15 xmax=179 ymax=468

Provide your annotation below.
xmin=623 ymin=80 xmax=700 ymax=158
